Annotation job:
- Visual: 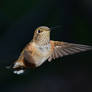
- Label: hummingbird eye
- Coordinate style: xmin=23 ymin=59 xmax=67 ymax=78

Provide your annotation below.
xmin=38 ymin=30 xmax=41 ymax=33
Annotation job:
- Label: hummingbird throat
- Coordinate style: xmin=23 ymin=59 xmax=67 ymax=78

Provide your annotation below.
xmin=33 ymin=33 xmax=50 ymax=46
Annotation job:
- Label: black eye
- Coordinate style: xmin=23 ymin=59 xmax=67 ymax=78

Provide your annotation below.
xmin=38 ymin=30 xmax=41 ymax=33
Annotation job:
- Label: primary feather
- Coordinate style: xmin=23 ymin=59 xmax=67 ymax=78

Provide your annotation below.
xmin=48 ymin=41 xmax=92 ymax=62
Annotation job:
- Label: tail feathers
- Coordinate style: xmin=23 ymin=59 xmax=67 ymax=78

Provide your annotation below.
xmin=13 ymin=61 xmax=25 ymax=68
xmin=13 ymin=61 xmax=26 ymax=74
xmin=13 ymin=69 xmax=24 ymax=75
xmin=6 ymin=61 xmax=26 ymax=75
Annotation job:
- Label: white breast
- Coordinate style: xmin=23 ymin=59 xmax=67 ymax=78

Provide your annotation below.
xmin=34 ymin=44 xmax=51 ymax=67
xmin=40 ymin=44 xmax=51 ymax=54
xmin=36 ymin=44 xmax=51 ymax=56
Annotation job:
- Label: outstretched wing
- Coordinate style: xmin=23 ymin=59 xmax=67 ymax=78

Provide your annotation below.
xmin=48 ymin=41 xmax=92 ymax=62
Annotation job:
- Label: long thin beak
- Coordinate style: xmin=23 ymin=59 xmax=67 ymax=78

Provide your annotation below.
xmin=50 ymin=25 xmax=62 ymax=31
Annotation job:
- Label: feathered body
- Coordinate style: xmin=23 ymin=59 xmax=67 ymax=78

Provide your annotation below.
xmin=12 ymin=26 xmax=92 ymax=74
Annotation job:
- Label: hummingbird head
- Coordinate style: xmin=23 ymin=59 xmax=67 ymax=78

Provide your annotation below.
xmin=33 ymin=26 xmax=51 ymax=45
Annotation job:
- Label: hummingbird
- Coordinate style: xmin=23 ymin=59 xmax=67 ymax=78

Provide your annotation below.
xmin=11 ymin=26 xmax=92 ymax=74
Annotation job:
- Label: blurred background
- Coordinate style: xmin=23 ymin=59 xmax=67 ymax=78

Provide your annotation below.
xmin=0 ymin=0 xmax=92 ymax=92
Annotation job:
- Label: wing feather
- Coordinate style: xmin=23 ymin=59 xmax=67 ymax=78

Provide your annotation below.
xmin=48 ymin=41 xmax=92 ymax=62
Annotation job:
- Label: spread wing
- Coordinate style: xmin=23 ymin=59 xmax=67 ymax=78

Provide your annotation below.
xmin=48 ymin=41 xmax=92 ymax=62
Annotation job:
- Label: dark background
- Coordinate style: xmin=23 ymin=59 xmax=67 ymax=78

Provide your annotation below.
xmin=0 ymin=0 xmax=92 ymax=92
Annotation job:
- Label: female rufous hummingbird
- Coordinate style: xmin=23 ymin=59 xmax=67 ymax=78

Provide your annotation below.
xmin=11 ymin=26 xmax=92 ymax=74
